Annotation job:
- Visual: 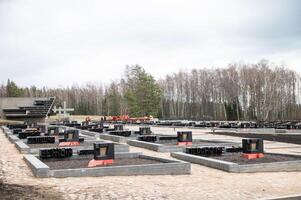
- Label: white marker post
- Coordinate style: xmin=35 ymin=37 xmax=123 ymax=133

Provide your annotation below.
xmin=53 ymin=101 xmax=74 ymax=119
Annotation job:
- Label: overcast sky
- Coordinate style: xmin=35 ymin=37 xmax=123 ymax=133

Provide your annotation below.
xmin=0 ymin=0 xmax=301 ymax=87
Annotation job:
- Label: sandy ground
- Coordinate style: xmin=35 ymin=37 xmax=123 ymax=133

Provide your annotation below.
xmin=1 ymin=126 xmax=301 ymax=200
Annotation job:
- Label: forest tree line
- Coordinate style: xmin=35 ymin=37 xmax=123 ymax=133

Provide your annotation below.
xmin=1 ymin=61 xmax=301 ymax=121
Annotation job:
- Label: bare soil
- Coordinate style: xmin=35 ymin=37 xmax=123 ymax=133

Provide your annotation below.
xmin=43 ymin=157 xmax=165 ymax=170
xmin=211 ymin=153 xmax=301 ymax=165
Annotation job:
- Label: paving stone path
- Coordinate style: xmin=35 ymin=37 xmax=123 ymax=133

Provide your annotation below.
xmin=1 ymin=127 xmax=301 ymax=200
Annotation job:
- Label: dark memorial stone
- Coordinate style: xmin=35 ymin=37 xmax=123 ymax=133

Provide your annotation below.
xmin=64 ymin=130 xmax=79 ymax=142
xmin=242 ymin=138 xmax=263 ymax=154
xmin=186 ymin=147 xmax=224 ymax=157
xmin=78 ymin=149 xmax=94 ymax=155
xmin=47 ymin=127 xmax=61 ymax=135
xmin=157 ymin=136 xmax=178 ymax=143
xmin=89 ymin=127 xmax=104 ymax=133
xmin=13 ymin=128 xmax=22 ymax=134
xmin=36 ymin=125 xmax=47 ymax=133
xmin=139 ymin=127 xmax=152 ymax=135
xmin=137 ymin=135 xmax=157 ymax=142
xmin=64 ymin=121 xmax=81 ymax=127
xmin=105 ymin=128 xmax=115 ymax=132
xmin=241 ymin=138 xmax=264 ymax=159
xmin=27 ymin=136 xmax=55 ymax=144
xmin=8 ymin=124 xmax=28 ymax=129
xmin=177 ymin=131 xmax=192 ymax=143
xmin=225 ymin=146 xmax=243 ymax=153
xmin=93 ymin=143 xmax=114 ymax=160
xmin=59 ymin=137 xmax=84 ymax=143
xmin=59 ymin=130 xmax=82 ymax=146
xmin=114 ymin=124 xmax=123 ymax=131
xmin=39 ymin=148 xmax=73 ymax=159
xmin=88 ymin=143 xmax=115 ymax=167
xmin=18 ymin=131 xmax=41 ymax=139
xmin=109 ymin=130 xmax=132 ymax=137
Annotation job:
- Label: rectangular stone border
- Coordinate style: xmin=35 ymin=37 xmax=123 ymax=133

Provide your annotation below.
xmin=98 ymin=133 xmax=136 ymax=143
xmin=24 ymin=152 xmax=191 ymax=177
xmin=2 ymin=126 xmax=130 ymax=154
xmin=212 ymin=131 xmax=301 ymax=145
xmin=12 ymin=138 xmax=129 ymax=154
xmin=127 ymin=139 xmax=239 ymax=152
xmin=67 ymin=126 xmax=135 ymax=143
xmin=171 ymin=152 xmax=301 ymax=173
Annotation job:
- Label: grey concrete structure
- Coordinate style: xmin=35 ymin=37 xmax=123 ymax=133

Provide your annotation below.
xmin=24 ymin=153 xmax=191 ymax=178
xmin=8 ymin=134 xmax=19 ymax=143
xmin=98 ymin=133 xmax=133 ymax=143
xmin=213 ymin=130 xmax=301 ymax=145
xmin=0 ymin=97 xmax=54 ymax=122
xmin=171 ymin=152 xmax=301 ymax=173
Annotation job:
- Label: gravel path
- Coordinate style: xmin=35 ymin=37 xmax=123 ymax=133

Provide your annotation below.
xmin=1 ymin=127 xmax=301 ymax=199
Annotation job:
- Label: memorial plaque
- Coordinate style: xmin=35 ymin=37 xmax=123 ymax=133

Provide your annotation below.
xmin=13 ymin=128 xmax=22 ymax=134
xmin=109 ymin=130 xmax=132 ymax=137
xmin=177 ymin=131 xmax=192 ymax=143
xmin=63 ymin=130 xmax=79 ymax=142
xmin=137 ymin=135 xmax=157 ymax=142
xmin=242 ymin=138 xmax=263 ymax=154
xmin=27 ymin=136 xmax=55 ymax=144
xmin=39 ymin=148 xmax=73 ymax=159
xmin=47 ymin=127 xmax=61 ymax=135
xmin=18 ymin=131 xmax=41 ymax=139
xmin=139 ymin=127 xmax=152 ymax=135
xmin=114 ymin=124 xmax=123 ymax=131
xmin=7 ymin=124 xmax=28 ymax=129
xmin=93 ymin=143 xmax=114 ymax=160
xmin=186 ymin=147 xmax=224 ymax=157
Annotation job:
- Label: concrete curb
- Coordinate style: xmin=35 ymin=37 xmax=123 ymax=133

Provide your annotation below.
xmin=98 ymin=134 xmax=130 ymax=143
xmin=24 ymin=153 xmax=191 ymax=178
xmin=171 ymin=152 xmax=301 ymax=173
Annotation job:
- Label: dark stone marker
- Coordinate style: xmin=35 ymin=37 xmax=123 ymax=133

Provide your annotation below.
xmin=139 ymin=127 xmax=152 ymax=135
xmin=109 ymin=130 xmax=132 ymax=137
xmin=78 ymin=149 xmax=94 ymax=155
xmin=93 ymin=143 xmax=114 ymax=160
xmin=114 ymin=124 xmax=124 ymax=131
xmin=225 ymin=146 xmax=243 ymax=153
xmin=63 ymin=130 xmax=79 ymax=142
xmin=47 ymin=127 xmax=60 ymax=135
xmin=7 ymin=124 xmax=28 ymax=129
xmin=177 ymin=131 xmax=192 ymax=143
xmin=137 ymin=135 xmax=157 ymax=142
xmin=27 ymin=136 xmax=55 ymax=144
xmin=186 ymin=147 xmax=224 ymax=157
xmin=39 ymin=148 xmax=73 ymax=159
xmin=242 ymin=138 xmax=264 ymax=154
xmin=13 ymin=128 xmax=22 ymax=134
xmin=18 ymin=131 xmax=41 ymax=139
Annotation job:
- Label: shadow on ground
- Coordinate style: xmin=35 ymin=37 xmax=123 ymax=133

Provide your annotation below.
xmin=0 ymin=181 xmax=63 ymax=200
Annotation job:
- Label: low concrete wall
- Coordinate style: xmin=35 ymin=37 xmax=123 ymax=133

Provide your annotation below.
xmin=15 ymin=141 xmax=30 ymax=154
xmin=212 ymin=131 xmax=301 ymax=145
xmin=24 ymin=153 xmax=191 ymax=178
xmin=171 ymin=152 xmax=301 ymax=173
xmin=8 ymin=134 xmax=19 ymax=143
xmin=98 ymin=134 xmax=129 ymax=143
xmin=23 ymin=155 xmax=50 ymax=178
